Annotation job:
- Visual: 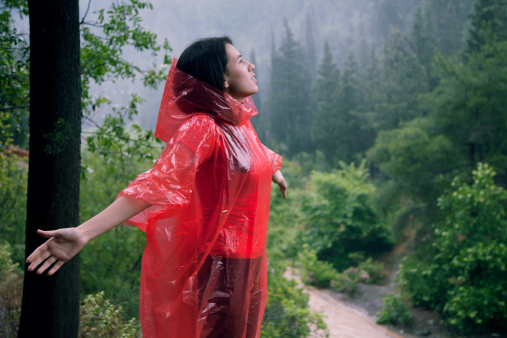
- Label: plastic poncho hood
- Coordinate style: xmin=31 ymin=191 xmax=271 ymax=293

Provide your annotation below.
xmin=154 ymin=58 xmax=258 ymax=143
xmin=118 ymin=59 xmax=281 ymax=337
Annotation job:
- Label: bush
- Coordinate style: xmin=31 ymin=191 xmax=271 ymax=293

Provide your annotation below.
xmin=347 ymin=251 xmax=365 ymax=265
xmin=297 ymin=244 xmax=339 ymax=288
xmin=267 ymin=177 xmax=306 ymax=261
xmin=330 ymin=273 xmax=359 ymax=295
xmin=302 ymin=161 xmax=392 ymax=270
xmin=0 ymin=112 xmax=28 ymax=266
xmin=399 ymin=257 xmax=447 ymax=311
xmin=330 ymin=261 xmax=383 ymax=295
xmin=400 ymin=163 xmax=507 ymax=333
xmin=376 ymin=293 xmax=412 ymax=327
xmin=261 ymin=256 xmax=328 ymax=338
xmin=0 ymin=243 xmax=22 ymax=337
xmin=0 ymin=243 xmax=18 ymax=283
xmin=358 ymin=258 xmax=385 ymax=284
xmin=79 ymin=292 xmax=140 ymax=338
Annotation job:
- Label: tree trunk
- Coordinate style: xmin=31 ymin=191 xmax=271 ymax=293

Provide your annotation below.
xmin=18 ymin=1 xmax=81 ymax=337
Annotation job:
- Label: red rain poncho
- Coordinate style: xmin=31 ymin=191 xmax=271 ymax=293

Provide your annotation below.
xmin=118 ymin=59 xmax=282 ymax=337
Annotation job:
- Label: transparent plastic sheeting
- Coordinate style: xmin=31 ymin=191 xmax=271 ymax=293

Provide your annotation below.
xmin=118 ymin=59 xmax=281 ymax=337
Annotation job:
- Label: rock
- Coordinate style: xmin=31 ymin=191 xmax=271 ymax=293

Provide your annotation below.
xmin=416 ymin=328 xmax=431 ymax=336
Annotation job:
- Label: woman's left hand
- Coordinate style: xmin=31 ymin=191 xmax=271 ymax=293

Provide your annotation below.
xmin=272 ymin=170 xmax=287 ymax=199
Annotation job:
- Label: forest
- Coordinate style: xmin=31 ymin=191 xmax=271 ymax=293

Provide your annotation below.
xmin=1 ymin=0 xmax=507 ymax=336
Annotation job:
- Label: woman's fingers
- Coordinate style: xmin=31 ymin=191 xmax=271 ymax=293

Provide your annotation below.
xmin=37 ymin=229 xmax=60 ymax=239
xmin=26 ymin=239 xmax=52 ymax=265
xmin=48 ymin=260 xmax=65 ymax=276
xmin=26 ymin=230 xmax=59 ymax=264
xmin=280 ymin=185 xmax=287 ymax=199
xmin=27 ymin=246 xmax=52 ymax=272
xmin=26 ymin=244 xmax=47 ymax=263
xmin=272 ymin=170 xmax=287 ymax=199
xmin=35 ymin=256 xmax=59 ymax=275
xmin=277 ymin=178 xmax=288 ymax=199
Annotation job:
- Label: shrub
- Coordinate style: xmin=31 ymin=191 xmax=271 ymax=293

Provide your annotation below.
xmin=399 ymin=257 xmax=447 ymax=311
xmin=261 ymin=256 xmax=328 ymax=338
xmin=267 ymin=176 xmax=306 ymax=261
xmin=79 ymin=292 xmax=140 ymax=338
xmin=302 ymin=161 xmax=392 ymax=270
xmin=358 ymin=258 xmax=385 ymax=284
xmin=0 ymin=112 xmax=28 ymax=266
xmin=330 ymin=273 xmax=359 ymax=295
xmin=297 ymin=244 xmax=339 ymax=288
xmin=0 ymin=243 xmax=18 ymax=283
xmin=343 ymin=267 xmax=370 ymax=284
xmin=0 ymin=243 xmax=22 ymax=337
xmin=400 ymin=163 xmax=507 ymax=333
xmin=347 ymin=251 xmax=365 ymax=266
xmin=376 ymin=293 xmax=412 ymax=327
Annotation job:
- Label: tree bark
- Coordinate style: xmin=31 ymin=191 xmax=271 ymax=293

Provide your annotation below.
xmin=18 ymin=1 xmax=81 ymax=337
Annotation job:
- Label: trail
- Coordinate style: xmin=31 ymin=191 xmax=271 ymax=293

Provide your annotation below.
xmin=307 ymin=287 xmax=407 ymax=338
xmin=284 ymin=268 xmax=411 ymax=338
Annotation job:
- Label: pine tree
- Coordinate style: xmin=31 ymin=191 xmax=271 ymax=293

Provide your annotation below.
xmin=466 ymin=0 xmax=507 ymax=54
xmin=431 ymin=0 xmax=461 ymax=55
xmin=339 ymin=51 xmax=373 ymax=161
xmin=269 ymin=19 xmax=312 ymax=156
xmin=248 ymin=48 xmax=267 ymax=141
xmin=374 ymin=31 xmax=428 ymax=132
xmin=249 ymin=49 xmax=261 ymax=112
xmin=375 ymin=0 xmax=402 ymax=41
xmin=305 ymin=8 xmax=317 ymax=80
xmin=409 ymin=7 xmax=434 ymax=73
xmin=409 ymin=6 xmax=439 ymax=90
xmin=312 ymin=41 xmax=340 ymax=163
xmin=313 ymin=45 xmax=373 ymax=165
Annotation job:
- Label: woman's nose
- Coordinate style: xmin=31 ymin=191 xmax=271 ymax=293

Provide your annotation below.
xmin=249 ymin=62 xmax=255 ymax=71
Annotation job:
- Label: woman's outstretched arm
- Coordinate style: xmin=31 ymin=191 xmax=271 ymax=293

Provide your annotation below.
xmin=272 ymin=170 xmax=287 ymax=199
xmin=26 ymin=195 xmax=150 ymax=276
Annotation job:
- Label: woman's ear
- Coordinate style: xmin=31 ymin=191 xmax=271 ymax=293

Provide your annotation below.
xmin=224 ymin=75 xmax=229 ymax=89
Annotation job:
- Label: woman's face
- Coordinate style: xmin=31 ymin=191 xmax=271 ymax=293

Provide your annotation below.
xmin=224 ymin=44 xmax=258 ymax=101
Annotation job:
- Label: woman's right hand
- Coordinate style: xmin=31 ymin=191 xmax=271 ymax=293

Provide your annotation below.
xmin=26 ymin=228 xmax=88 ymax=276
xmin=25 ymin=196 xmax=150 ymax=276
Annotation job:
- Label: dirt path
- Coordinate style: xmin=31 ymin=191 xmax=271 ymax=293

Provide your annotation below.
xmin=284 ymin=267 xmax=411 ymax=338
xmin=307 ymin=287 xmax=407 ymax=338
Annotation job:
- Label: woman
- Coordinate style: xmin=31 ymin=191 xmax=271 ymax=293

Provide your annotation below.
xmin=26 ymin=36 xmax=287 ymax=337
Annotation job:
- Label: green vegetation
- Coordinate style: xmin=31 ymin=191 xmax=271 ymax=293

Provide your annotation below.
xmin=297 ymin=244 xmax=339 ymax=288
xmin=400 ymin=164 xmax=507 ymax=333
xmin=79 ymin=292 xmax=140 ymax=338
xmin=79 ymin=144 xmax=157 ymax=319
xmin=262 ymin=256 xmax=328 ymax=338
xmin=301 ymin=162 xmax=392 ymax=271
xmin=0 ymin=113 xmax=27 ymax=266
xmin=358 ymin=258 xmax=385 ymax=285
xmin=376 ymin=293 xmax=412 ymax=327
xmin=0 ymin=242 xmax=22 ymax=337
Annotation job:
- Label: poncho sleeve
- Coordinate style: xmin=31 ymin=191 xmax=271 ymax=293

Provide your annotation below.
xmin=117 ymin=114 xmax=216 ymax=232
xmin=261 ymin=144 xmax=282 ymax=175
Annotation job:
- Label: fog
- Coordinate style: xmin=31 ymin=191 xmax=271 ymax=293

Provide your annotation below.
xmin=77 ymin=0 xmax=417 ymax=131
xmin=14 ymin=1 xmax=474 ymax=132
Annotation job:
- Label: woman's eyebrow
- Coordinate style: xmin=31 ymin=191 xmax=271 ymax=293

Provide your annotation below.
xmin=237 ymin=54 xmax=243 ymax=61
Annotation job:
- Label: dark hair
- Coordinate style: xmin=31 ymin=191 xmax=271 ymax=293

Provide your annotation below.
xmin=176 ymin=36 xmax=233 ymax=92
